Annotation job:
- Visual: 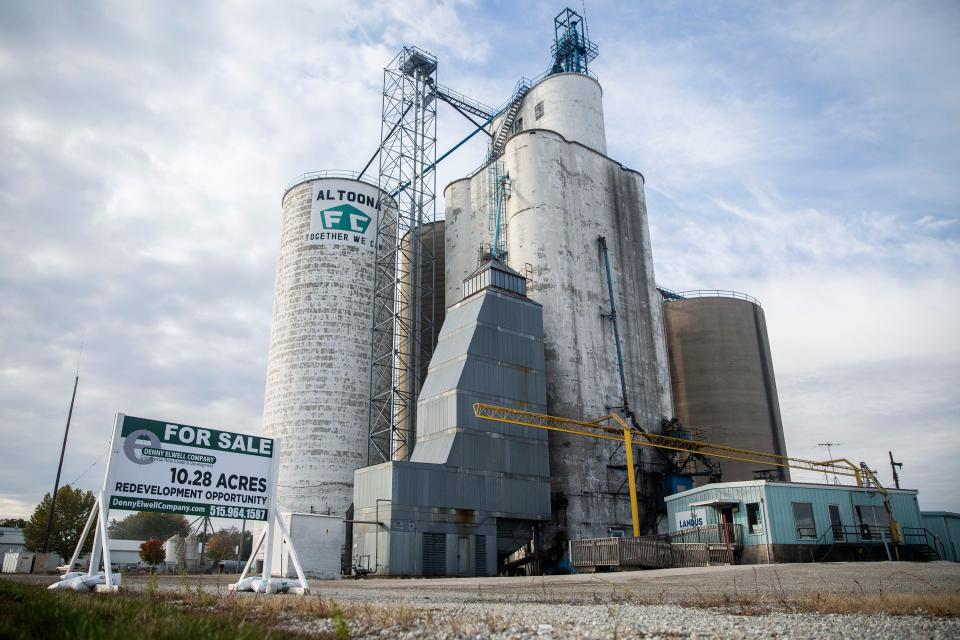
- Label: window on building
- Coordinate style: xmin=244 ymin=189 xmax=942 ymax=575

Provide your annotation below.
xmin=514 ymin=117 xmax=523 ymax=133
xmin=535 ymin=101 xmax=544 ymax=119
xmin=855 ymin=505 xmax=890 ymax=540
xmin=746 ymin=502 xmax=763 ymax=534
xmin=608 ymin=528 xmax=625 ymax=538
xmin=792 ymin=502 xmax=816 ymax=539
xmin=828 ymin=504 xmax=844 ymax=541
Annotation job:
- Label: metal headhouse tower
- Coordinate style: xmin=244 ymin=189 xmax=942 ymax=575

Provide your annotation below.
xmin=368 ymin=47 xmax=440 ymax=464
xmin=550 ymin=7 xmax=598 ymax=75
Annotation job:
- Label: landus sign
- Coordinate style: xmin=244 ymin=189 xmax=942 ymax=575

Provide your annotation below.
xmin=104 ymin=414 xmax=278 ymax=522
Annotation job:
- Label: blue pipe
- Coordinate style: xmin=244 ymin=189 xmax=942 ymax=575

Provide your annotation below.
xmin=599 ymin=236 xmax=630 ymax=415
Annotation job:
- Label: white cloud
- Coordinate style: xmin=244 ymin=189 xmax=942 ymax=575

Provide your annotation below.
xmin=1 ymin=1 xmax=958 ymax=518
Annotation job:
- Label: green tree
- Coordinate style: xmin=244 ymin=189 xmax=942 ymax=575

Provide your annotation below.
xmin=0 ymin=518 xmax=28 ymax=528
xmin=139 ymin=539 xmax=166 ymax=567
xmin=23 ymin=486 xmax=96 ymax=559
xmin=108 ymin=512 xmax=189 ymax=541
xmin=204 ymin=527 xmax=253 ymax=563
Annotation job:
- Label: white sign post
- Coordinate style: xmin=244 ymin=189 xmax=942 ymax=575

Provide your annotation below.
xmin=55 ymin=413 xmax=307 ymax=595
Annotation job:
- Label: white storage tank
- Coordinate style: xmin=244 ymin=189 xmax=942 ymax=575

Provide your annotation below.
xmin=163 ymin=535 xmax=183 ymax=566
xmin=262 ymin=173 xmax=395 ymax=517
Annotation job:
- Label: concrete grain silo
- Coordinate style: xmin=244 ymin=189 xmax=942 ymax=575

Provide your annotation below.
xmin=395 ymin=220 xmax=446 ymax=460
xmin=444 ymin=70 xmax=674 ymax=543
xmin=663 ymin=294 xmax=790 ymax=482
xmin=262 ymin=173 xmax=395 ymax=517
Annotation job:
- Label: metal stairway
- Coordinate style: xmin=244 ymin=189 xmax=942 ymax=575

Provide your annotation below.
xmin=434 ymin=83 xmax=495 ymax=120
xmin=489 ymin=79 xmax=531 ymax=159
xmin=811 ymin=525 xmax=945 ymax=562
xmin=914 ymin=544 xmax=941 ymax=561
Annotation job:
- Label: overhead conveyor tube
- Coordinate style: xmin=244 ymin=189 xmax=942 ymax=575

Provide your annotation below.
xmin=388 ymin=114 xmax=498 ymax=199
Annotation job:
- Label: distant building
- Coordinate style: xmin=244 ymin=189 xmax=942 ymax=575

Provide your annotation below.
xmin=0 ymin=527 xmax=25 ymax=556
xmin=920 ymin=511 xmax=960 ymax=562
xmin=108 ymin=539 xmax=147 ymax=567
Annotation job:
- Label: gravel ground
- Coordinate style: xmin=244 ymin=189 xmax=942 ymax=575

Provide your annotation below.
xmin=12 ymin=561 xmax=960 ymax=638
xmin=295 ymin=601 xmax=960 ymax=639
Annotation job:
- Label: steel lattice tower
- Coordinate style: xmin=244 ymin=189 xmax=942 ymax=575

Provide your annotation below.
xmin=368 ymin=47 xmax=439 ymax=464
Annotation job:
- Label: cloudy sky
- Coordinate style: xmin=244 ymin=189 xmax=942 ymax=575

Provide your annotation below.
xmin=2 ymin=0 xmax=958 ymax=520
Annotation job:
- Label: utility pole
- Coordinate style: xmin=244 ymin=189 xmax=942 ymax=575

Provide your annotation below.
xmin=42 ymin=369 xmax=80 ymax=554
xmin=889 ymin=451 xmax=903 ymax=489
xmin=817 ymin=442 xmax=840 ymax=484
xmin=236 ymin=518 xmax=246 ymax=573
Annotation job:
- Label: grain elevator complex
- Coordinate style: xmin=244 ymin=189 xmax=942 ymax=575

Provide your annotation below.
xmin=259 ymin=9 xmax=955 ymax=577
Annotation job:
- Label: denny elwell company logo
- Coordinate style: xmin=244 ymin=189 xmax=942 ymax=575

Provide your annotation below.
xmin=122 ymin=427 xmax=216 ymax=466
xmin=304 ymin=184 xmax=380 ymax=248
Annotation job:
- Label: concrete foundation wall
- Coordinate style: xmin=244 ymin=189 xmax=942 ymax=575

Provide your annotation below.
xmin=664 ymin=297 xmax=790 ymax=483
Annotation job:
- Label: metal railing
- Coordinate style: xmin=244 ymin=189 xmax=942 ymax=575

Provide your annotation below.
xmin=902 ymin=527 xmax=947 ymax=558
xmin=796 ymin=526 xmax=818 ymax=540
xmin=570 ymin=524 xmax=743 ymax=570
xmin=811 ymin=524 xmax=945 ymax=562
xmin=284 ymin=169 xmax=377 ymax=194
xmin=662 ymin=289 xmax=762 ymax=307
xmin=434 ymin=83 xmax=496 ymax=119
xmin=659 ymin=524 xmax=744 ymax=547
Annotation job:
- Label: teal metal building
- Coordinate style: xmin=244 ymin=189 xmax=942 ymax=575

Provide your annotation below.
xmin=920 ymin=512 xmax=960 ymax=562
xmin=665 ymin=480 xmax=947 ymax=563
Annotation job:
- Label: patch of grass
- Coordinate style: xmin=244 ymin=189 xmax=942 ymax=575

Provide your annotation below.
xmin=585 ymin=570 xmax=960 ymax=617
xmin=332 ymin=606 xmax=349 ymax=640
xmin=0 ymin=579 xmax=312 ymax=640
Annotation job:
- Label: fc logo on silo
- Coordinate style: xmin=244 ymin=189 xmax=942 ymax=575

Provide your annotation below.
xmin=305 ymin=183 xmax=379 ymax=250
xmin=319 ymin=204 xmax=371 ymax=233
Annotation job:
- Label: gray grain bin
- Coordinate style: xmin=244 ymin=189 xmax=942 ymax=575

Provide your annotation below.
xmin=262 ymin=172 xmax=395 ymax=517
xmin=663 ymin=293 xmax=790 ymax=483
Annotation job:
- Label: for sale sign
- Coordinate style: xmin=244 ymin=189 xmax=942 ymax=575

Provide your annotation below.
xmin=104 ymin=414 xmax=277 ymax=521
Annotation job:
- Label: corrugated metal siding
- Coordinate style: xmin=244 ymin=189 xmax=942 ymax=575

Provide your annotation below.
xmin=665 ymin=482 xmax=769 ymax=547
xmin=666 ymin=481 xmax=923 ymax=547
xmin=422 ymin=533 xmax=446 ymax=576
xmin=765 ymin=484 xmax=921 ymax=545
xmin=474 ymin=535 xmax=488 ymax=576
xmin=921 ymin=512 xmax=960 ymax=562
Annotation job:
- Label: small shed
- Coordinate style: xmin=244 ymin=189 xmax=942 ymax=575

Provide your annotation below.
xmin=0 ymin=527 xmax=26 ymax=557
xmin=2 ymin=551 xmax=34 ymax=574
xmin=665 ymin=480 xmax=937 ymax=563
xmin=266 ymin=513 xmax=343 ymax=580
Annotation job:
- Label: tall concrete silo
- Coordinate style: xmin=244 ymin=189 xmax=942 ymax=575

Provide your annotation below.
xmin=444 ymin=71 xmax=674 ymax=544
xmin=663 ymin=294 xmax=790 ymax=482
xmin=262 ymin=173 xmax=394 ymax=516
xmin=395 ymin=220 xmax=446 ymax=460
